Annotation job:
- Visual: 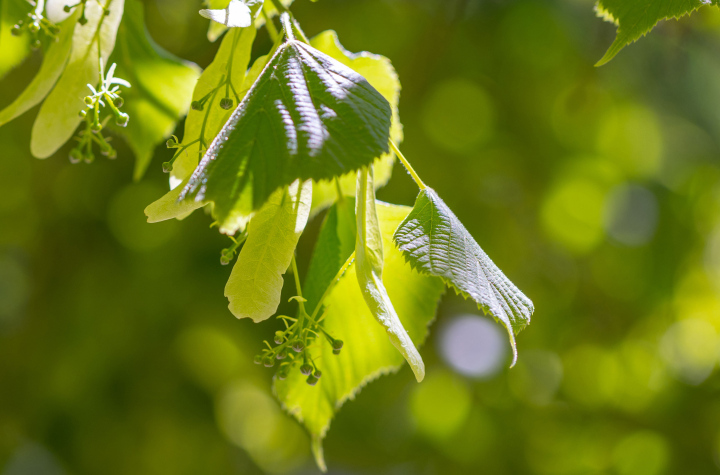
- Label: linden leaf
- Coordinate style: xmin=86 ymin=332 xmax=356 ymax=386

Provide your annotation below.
xmin=225 ymin=179 xmax=312 ymax=322
xmin=596 ymin=0 xmax=719 ymax=65
xmin=274 ymin=200 xmax=444 ymax=471
xmin=30 ymin=0 xmax=125 ymax=158
xmin=179 ymin=38 xmax=392 ymax=234
xmin=393 ymin=188 xmax=534 ymax=365
xmin=112 ymin=0 xmax=200 ymax=180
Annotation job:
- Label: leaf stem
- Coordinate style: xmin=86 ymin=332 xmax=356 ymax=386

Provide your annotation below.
xmin=262 ymin=9 xmax=279 ymax=42
xmin=390 ymin=140 xmax=427 ymax=190
xmin=309 ymin=252 xmax=356 ymax=322
xmin=291 ymin=254 xmax=306 ymax=316
xmin=199 ymin=76 xmax=225 ymax=149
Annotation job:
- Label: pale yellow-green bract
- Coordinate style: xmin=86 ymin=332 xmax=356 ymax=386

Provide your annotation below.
xmin=225 ymin=180 xmax=312 ymax=322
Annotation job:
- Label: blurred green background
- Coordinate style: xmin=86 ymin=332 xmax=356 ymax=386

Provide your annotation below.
xmin=4 ymin=0 xmax=720 ymax=473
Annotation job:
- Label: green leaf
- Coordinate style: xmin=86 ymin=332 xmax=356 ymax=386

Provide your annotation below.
xmin=179 ymin=38 xmax=392 ymax=234
xmin=355 ymin=167 xmax=425 ymax=382
xmin=393 ymin=188 xmax=534 ymax=365
xmin=146 ymin=26 xmax=257 ymax=226
xmin=30 ymin=0 xmax=125 ymax=158
xmin=112 ymin=0 xmax=201 ymax=180
xmin=0 ymin=0 xmax=32 ymax=79
xmin=595 ymin=0 xmax=719 ymax=66
xmin=225 ymin=179 xmax=312 ymax=322
xmin=273 ymin=200 xmax=444 ymax=471
xmin=307 ymin=30 xmax=402 ymax=215
xmin=0 ymin=7 xmax=78 ymax=127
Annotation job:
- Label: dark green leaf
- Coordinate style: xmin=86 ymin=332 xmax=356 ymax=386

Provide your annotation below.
xmin=179 ymin=38 xmax=392 ymax=234
xmin=393 ymin=187 xmax=534 ymax=364
xmin=596 ymin=0 xmax=719 ymax=65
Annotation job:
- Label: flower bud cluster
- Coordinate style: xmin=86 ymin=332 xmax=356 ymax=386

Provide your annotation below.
xmin=11 ymin=2 xmax=60 ymax=49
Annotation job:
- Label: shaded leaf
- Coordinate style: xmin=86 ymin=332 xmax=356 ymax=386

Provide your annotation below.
xmin=393 ymin=187 xmax=534 ymax=365
xmin=179 ymin=38 xmax=392 ymax=234
xmin=112 ymin=0 xmax=201 ymax=180
xmin=355 ymin=167 xmax=424 ymax=382
xmin=0 ymin=7 xmax=78 ymax=127
xmin=274 ymin=201 xmax=444 ymax=471
xmin=595 ymin=0 xmax=719 ymax=65
xmin=30 ymin=0 xmax=125 ymax=158
xmin=226 ymin=179 xmax=312 ymax=322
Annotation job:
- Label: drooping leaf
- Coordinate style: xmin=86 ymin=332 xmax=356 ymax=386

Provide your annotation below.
xmin=595 ymin=0 xmax=719 ymax=66
xmin=30 ymin=0 xmax=125 ymax=158
xmin=0 ymin=7 xmax=78 ymax=127
xmin=393 ymin=188 xmax=534 ymax=365
xmin=0 ymin=0 xmax=32 ymax=79
xmin=111 ymin=0 xmax=200 ymax=180
xmin=226 ymin=179 xmax=312 ymax=322
xmin=145 ymin=26 xmax=257 ymax=225
xmin=308 ymin=30 xmax=402 ymax=215
xmin=355 ymin=167 xmax=425 ymax=382
xmin=179 ymin=38 xmax=392 ymax=235
xmin=274 ymin=201 xmax=444 ymax=471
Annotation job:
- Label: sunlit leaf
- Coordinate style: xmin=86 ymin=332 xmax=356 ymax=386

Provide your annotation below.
xmin=112 ymin=0 xmax=201 ymax=180
xmin=308 ymin=30 xmax=402 ymax=215
xmin=30 ymin=0 xmax=125 ymax=158
xmin=0 ymin=7 xmax=78 ymax=127
xmin=179 ymin=38 xmax=392 ymax=234
xmin=144 ymin=177 xmax=206 ymax=223
xmin=393 ymin=187 xmax=534 ymax=365
xmin=595 ymin=0 xmax=719 ymax=65
xmin=355 ymin=167 xmax=424 ymax=381
xmin=206 ymin=0 xmax=293 ymax=42
xmin=226 ymin=179 xmax=312 ymax=322
xmin=274 ymin=200 xmax=444 ymax=471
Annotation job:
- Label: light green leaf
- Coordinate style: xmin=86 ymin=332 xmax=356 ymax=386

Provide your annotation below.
xmin=226 ymin=179 xmax=312 ymax=322
xmin=179 ymin=38 xmax=392 ymax=234
xmin=145 ymin=25 xmax=256 ymax=228
xmin=112 ymin=0 xmax=201 ymax=180
xmin=30 ymin=0 xmax=125 ymax=158
xmin=308 ymin=30 xmax=402 ymax=215
xmin=206 ymin=0 xmax=293 ymax=42
xmin=0 ymin=7 xmax=78 ymax=127
xmin=393 ymin=188 xmax=534 ymax=365
xmin=143 ymin=177 xmax=206 ymax=223
xmin=355 ymin=167 xmax=425 ymax=382
xmin=595 ymin=0 xmax=719 ymax=66
xmin=0 ymin=0 xmax=32 ymax=79
xmin=274 ymin=200 xmax=444 ymax=471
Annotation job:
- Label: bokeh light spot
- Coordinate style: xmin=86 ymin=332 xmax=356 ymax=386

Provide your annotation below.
xmin=409 ymin=370 xmax=472 ymax=441
xmin=612 ymin=431 xmax=669 ymax=475
xmin=176 ymin=326 xmax=243 ymax=391
xmin=604 ymin=184 xmax=659 ymax=246
xmin=660 ymin=318 xmax=718 ymax=385
xmin=508 ymin=349 xmax=563 ymax=406
xmin=439 ymin=314 xmax=507 ymax=378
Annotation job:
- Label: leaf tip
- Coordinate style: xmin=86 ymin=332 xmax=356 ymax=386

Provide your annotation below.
xmin=312 ymin=436 xmax=327 ymax=472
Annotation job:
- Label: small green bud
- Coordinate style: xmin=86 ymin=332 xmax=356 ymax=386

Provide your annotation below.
xmin=69 ymin=148 xmax=83 ymax=164
xmin=78 ymin=109 xmax=87 ymax=118
xmin=104 ymin=8 xmax=110 ymax=15
xmin=306 ymin=374 xmax=319 ymax=386
xmin=276 ymin=349 xmax=288 ymax=360
xmin=263 ymin=356 xmax=275 ymax=368
xmin=115 ymin=112 xmax=129 ymax=127
xmin=162 ymin=161 xmax=173 ymax=173
xmin=91 ymin=122 xmax=102 ymax=133
xmin=11 ymin=25 xmax=22 ymax=36
xmin=291 ymin=339 xmax=305 ymax=353
xmin=105 ymin=148 xmax=117 ymax=160
xmin=84 ymin=96 xmax=93 ymax=106
xmin=300 ymin=363 xmax=313 ymax=376
xmin=28 ymin=22 xmax=39 ymax=33
xmin=113 ymin=97 xmax=124 ymax=108
xmin=31 ymin=39 xmax=41 ymax=50
xmin=191 ymin=101 xmax=203 ymax=111
xmin=274 ymin=331 xmax=285 ymax=345
xmin=49 ymin=25 xmax=60 ymax=35
xmin=219 ymin=98 xmax=233 ymax=110
xmin=63 ymin=5 xmax=72 ymax=12
xmin=277 ymin=367 xmax=289 ymax=380
xmin=313 ymin=369 xmax=322 ymax=379
xmin=166 ymin=136 xmax=178 ymax=148
xmin=253 ymin=355 xmax=263 ymax=365
xmin=78 ymin=16 xmax=88 ymax=25
xmin=332 ymin=339 xmax=344 ymax=355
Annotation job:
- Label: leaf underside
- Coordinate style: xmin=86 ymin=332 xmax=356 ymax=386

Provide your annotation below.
xmin=179 ymin=39 xmax=392 ymax=232
xmin=596 ymin=0 xmax=719 ymax=65
xmin=393 ymin=188 xmax=534 ymax=365
xmin=274 ymin=201 xmax=444 ymax=471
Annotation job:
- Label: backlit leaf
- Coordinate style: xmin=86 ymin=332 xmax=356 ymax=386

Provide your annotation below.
xmin=274 ymin=200 xmax=444 ymax=471
xmin=225 ymin=179 xmax=312 ymax=322
xmin=393 ymin=187 xmax=534 ymax=365
xmin=179 ymin=38 xmax=392 ymax=234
